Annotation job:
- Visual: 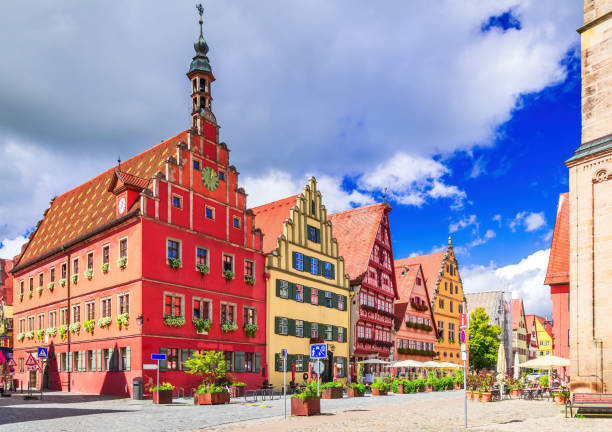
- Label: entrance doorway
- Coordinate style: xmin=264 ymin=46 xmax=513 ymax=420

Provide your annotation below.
xmin=42 ymin=363 xmax=50 ymax=389
xmin=28 ymin=371 xmax=37 ymax=389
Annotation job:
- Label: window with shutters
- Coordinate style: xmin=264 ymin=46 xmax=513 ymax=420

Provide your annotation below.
xmin=295 ymin=320 xmax=303 ymax=337
xmin=48 ymin=311 xmax=56 ymax=328
xmin=118 ymin=293 xmax=130 ymax=315
xmin=307 ymin=225 xmax=320 ymax=243
xmin=338 ymin=295 xmax=345 ymax=310
xmin=325 ymin=291 xmax=333 ymax=308
xmin=338 ymin=327 xmax=344 ymax=342
xmin=296 ymin=354 xmax=305 ymax=372
xmin=310 ymin=257 xmax=318 ymax=275
xmin=119 ymin=237 xmax=128 ymax=258
xmin=60 ymin=307 xmax=68 ymax=326
xmin=279 ymin=280 xmax=289 ymax=298
xmin=193 ymin=298 xmax=211 ymax=320
xmin=323 ymin=262 xmax=333 ymax=279
xmin=86 ymin=301 xmax=95 ymax=321
xmin=119 ymin=347 xmax=129 ymax=371
xmin=102 ymin=350 xmax=111 ymax=371
xmin=311 ymin=288 xmax=318 ymax=305
xmin=72 ymin=304 xmax=80 ymax=323
xmin=311 ymin=322 xmax=318 ymax=338
xmin=295 ymin=285 xmax=303 ymax=302
xmin=87 ymin=251 xmax=94 ymax=271
xmin=244 ymin=352 xmax=254 ymax=372
xmin=294 ymin=253 xmax=304 ymax=271
xmin=87 ymin=351 xmax=95 ymax=371
xmin=279 ymin=317 xmax=288 ymax=335
xmin=164 ymin=293 xmax=184 ymax=317
xmin=102 ymin=244 xmax=110 ymax=266
xmin=223 ymin=254 xmax=234 ymax=272
xmin=243 ymin=306 xmax=256 ymax=325
xmin=101 ymin=297 xmax=112 ymax=318
xmin=244 ymin=259 xmax=254 ymax=277
xmin=167 ymin=348 xmax=179 ymax=370
xmin=221 ymin=303 xmax=236 ymax=324
xmin=325 ymin=325 xmax=332 ymax=340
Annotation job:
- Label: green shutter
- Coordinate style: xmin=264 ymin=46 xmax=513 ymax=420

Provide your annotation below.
xmin=289 ymin=283 xmax=296 ymax=301
xmin=318 ymin=290 xmax=325 ymax=306
xmin=292 ymin=252 xmax=297 ymax=269
xmin=181 ymin=348 xmax=189 ymax=371
xmin=332 ymin=293 xmax=338 ymax=308
xmin=318 ymin=260 xmax=323 ymax=276
xmin=316 ymin=228 xmax=320 ymax=243
xmin=274 ymin=353 xmax=280 ymax=372
xmin=330 ymin=263 xmax=335 ymax=279
xmin=160 ymin=348 xmax=167 ymax=371
xmin=81 ymin=351 xmax=85 ymax=372
xmin=304 ymin=256 xmax=311 ymax=273
xmin=274 ymin=317 xmax=281 ymax=334
xmin=97 ymin=349 xmax=102 ymax=371
xmin=344 ymin=327 xmax=348 ymax=342
xmin=67 ymin=352 xmax=72 ymax=372
xmin=288 ymin=319 xmax=296 ymax=336
xmin=234 ymin=352 xmax=244 ymax=372
xmin=276 ymin=279 xmax=281 ymax=297
xmin=126 ymin=347 xmax=131 ymax=371
xmin=304 ymin=321 xmax=311 ymax=339
xmin=343 ymin=295 xmax=347 ymax=310
xmin=57 ymin=354 xmax=61 ymax=372
xmin=255 ymin=353 xmax=260 ymax=372
xmin=303 ymin=286 xmax=311 ymax=303
xmin=332 ymin=326 xmax=338 ymax=342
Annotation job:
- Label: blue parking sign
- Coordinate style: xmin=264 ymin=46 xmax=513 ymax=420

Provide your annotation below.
xmin=310 ymin=343 xmax=327 ymax=359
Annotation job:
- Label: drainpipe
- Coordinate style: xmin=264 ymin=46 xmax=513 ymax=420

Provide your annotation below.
xmin=63 ymin=246 xmax=71 ymax=393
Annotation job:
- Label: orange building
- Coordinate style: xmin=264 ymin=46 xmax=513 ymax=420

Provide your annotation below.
xmin=393 ymin=263 xmax=437 ymax=363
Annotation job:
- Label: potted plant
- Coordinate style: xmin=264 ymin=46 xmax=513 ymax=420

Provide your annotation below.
xmin=221 ymin=321 xmax=238 ymax=333
xmin=539 ymin=375 xmax=549 ymax=391
xmin=118 ymin=256 xmax=128 ymax=269
xmin=557 ymin=389 xmax=570 ymax=405
xmin=479 ymin=372 xmax=493 ymax=402
xmin=98 ymin=316 xmax=112 ymax=328
xmin=346 ymin=382 xmax=365 ymax=397
xmin=244 ymin=275 xmax=255 ymax=285
xmin=16 ymin=332 xmax=25 ymax=342
xmin=321 ymin=381 xmax=343 ymax=399
xmin=83 ymin=319 xmax=95 ymax=335
xmin=25 ymin=331 xmax=34 ymax=340
xmin=48 ymin=282 xmax=55 ymax=292
xmin=426 ymin=371 xmax=436 ymax=392
xmin=193 ymin=318 xmax=212 ymax=334
xmin=392 ymin=379 xmax=403 ymax=394
xmin=60 ymin=278 xmax=67 ymax=287
xmin=168 ymin=258 xmax=182 ymax=269
xmin=454 ymin=370 xmax=464 ymax=389
xmin=28 ymin=290 xmax=33 ymax=298
xmin=71 ymin=274 xmax=78 ymax=284
xmin=69 ymin=322 xmax=81 ymax=334
xmin=230 ymin=381 xmax=246 ymax=398
xmin=184 ymin=350 xmax=230 ymax=405
xmin=35 ymin=329 xmax=45 ymax=342
xmin=151 ymin=382 xmax=174 ymax=404
xmin=243 ymin=323 xmax=257 ymax=337
xmin=223 ymin=270 xmax=235 ymax=281
xmin=37 ymin=286 xmax=43 ymax=296
xmin=18 ymin=293 xmax=23 ymax=301
xmin=413 ymin=378 xmax=426 ymax=392
xmin=101 ymin=262 xmax=109 ymax=273
xmin=371 ymin=379 xmax=389 ymax=396
xmin=85 ymin=269 xmax=93 ymax=280
xmin=291 ymin=381 xmax=321 ymax=416
xmin=196 ymin=263 xmax=209 ymax=275
xmin=59 ymin=325 xmax=68 ymax=341
xmin=46 ymin=327 xmax=57 ymax=337
xmin=116 ymin=313 xmax=129 ymax=330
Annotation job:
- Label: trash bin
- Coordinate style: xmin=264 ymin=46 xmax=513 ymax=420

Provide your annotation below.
xmin=132 ymin=377 xmax=143 ymax=400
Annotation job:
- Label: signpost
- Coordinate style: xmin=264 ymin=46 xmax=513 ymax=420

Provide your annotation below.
xmin=151 ymin=353 xmax=167 ymax=404
xmin=25 ymin=353 xmax=40 ymax=371
xmin=281 ymin=349 xmax=287 ymax=419
xmin=310 ymin=343 xmax=327 ymax=397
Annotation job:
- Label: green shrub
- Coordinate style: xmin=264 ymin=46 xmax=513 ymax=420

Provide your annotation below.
xmin=193 ymin=318 xmax=212 ymax=333
xmin=321 ymin=381 xmax=343 ymax=389
xmin=151 ymin=382 xmax=175 ymax=391
xmin=346 ymin=382 xmax=365 ymax=394
xmin=117 ymin=313 xmax=129 ymax=330
xmin=413 ymin=378 xmax=426 ymax=392
xmin=195 ymin=384 xmax=227 ymax=394
xmin=292 ymin=381 xmax=319 ymax=401
xmin=231 ymin=381 xmax=246 ymax=387
xmin=372 ymin=379 xmax=389 ymax=392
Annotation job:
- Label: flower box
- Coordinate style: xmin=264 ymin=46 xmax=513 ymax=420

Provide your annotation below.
xmin=347 ymin=388 xmax=364 ymax=398
xmin=291 ymin=397 xmax=320 ymax=416
xmin=153 ymin=389 xmax=173 ymax=404
xmin=372 ymin=387 xmax=387 ymax=396
xmin=322 ymin=387 xmax=343 ymax=399
xmin=231 ymin=385 xmax=245 ymax=398
xmin=194 ymin=392 xmax=230 ymax=405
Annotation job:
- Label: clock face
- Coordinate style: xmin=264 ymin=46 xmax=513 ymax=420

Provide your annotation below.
xmin=201 ymin=166 xmax=219 ymax=191
xmin=117 ymin=197 xmax=126 ymax=215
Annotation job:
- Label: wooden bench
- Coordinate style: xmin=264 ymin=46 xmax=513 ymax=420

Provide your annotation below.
xmin=566 ymin=393 xmax=612 ymax=417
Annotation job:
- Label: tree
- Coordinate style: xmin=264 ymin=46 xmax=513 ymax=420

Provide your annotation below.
xmin=468 ymin=307 xmax=502 ymax=371
xmin=184 ymin=350 xmax=228 ymax=388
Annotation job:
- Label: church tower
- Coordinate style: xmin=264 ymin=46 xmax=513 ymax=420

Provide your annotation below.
xmin=565 ymin=1 xmax=612 ymax=393
xmin=187 ymin=4 xmax=218 ymax=138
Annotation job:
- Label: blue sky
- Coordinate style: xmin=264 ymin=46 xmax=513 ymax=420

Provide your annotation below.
xmin=0 ymin=1 xmax=582 ymax=316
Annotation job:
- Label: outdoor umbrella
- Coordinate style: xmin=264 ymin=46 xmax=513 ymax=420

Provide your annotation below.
xmin=514 ymin=351 xmax=520 ymax=379
xmin=292 ymin=361 xmax=296 ymax=382
xmin=438 ymin=362 xmax=461 ymax=368
xmin=333 ymin=363 xmax=338 ymax=381
xmin=359 ymin=359 xmax=391 ymax=364
xmin=519 ymin=356 xmax=570 ymax=391
xmin=308 ymin=361 xmax=313 ymax=382
xmin=393 ymin=359 xmax=427 ymax=368
xmin=496 ymin=343 xmax=506 ymax=380
xmin=421 ymin=361 xmax=445 ymax=368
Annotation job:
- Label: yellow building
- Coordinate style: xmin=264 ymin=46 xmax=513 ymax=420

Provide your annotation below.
xmin=534 ymin=316 xmax=554 ymax=357
xmin=396 ymin=238 xmax=466 ymax=364
xmin=253 ymin=178 xmax=351 ymax=387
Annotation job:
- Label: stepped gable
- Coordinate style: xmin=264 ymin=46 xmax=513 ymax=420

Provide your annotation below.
xmin=394 ymin=251 xmax=446 ymax=299
xmin=18 ymin=131 xmax=186 ymax=266
xmin=327 ymin=203 xmax=388 ymax=282
xmin=544 ymin=192 xmax=569 ymax=285
xmin=251 ymin=195 xmax=299 ymax=253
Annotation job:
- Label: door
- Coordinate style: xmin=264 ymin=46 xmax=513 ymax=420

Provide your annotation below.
xmin=28 ymin=371 xmax=37 ymax=389
xmin=42 ymin=363 xmax=50 ymax=389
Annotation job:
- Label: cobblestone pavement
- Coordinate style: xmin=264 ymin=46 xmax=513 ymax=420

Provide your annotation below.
xmin=0 ymin=391 xmax=608 ymax=432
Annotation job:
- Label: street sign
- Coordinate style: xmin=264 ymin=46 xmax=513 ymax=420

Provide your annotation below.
xmin=37 ymin=347 xmax=48 ymax=359
xmin=460 ymin=330 xmax=466 ymax=344
xmin=151 ymin=353 xmax=167 ymax=361
xmin=25 ymin=353 xmax=38 ymax=367
xmin=143 ymin=363 xmax=158 ymax=370
xmin=280 ymin=349 xmax=287 ymax=358
xmin=312 ymin=361 xmax=325 ymax=375
xmin=459 ymin=313 xmax=467 ymax=329
xmin=7 ymin=358 xmax=16 ymax=367
xmin=310 ymin=343 xmax=327 ymax=359
xmin=461 ymin=343 xmax=466 ymax=352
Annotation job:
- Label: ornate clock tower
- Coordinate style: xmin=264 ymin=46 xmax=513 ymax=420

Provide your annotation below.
xmin=188 ymin=4 xmax=218 ymax=139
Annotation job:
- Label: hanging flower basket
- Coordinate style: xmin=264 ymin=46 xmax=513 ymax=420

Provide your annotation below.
xmin=117 ymin=313 xmax=129 ymax=330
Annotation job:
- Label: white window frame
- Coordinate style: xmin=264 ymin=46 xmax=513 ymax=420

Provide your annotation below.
xmin=38 ymin=272 xmax=44 ymax=288
xmin=244 ymin=259 xmax=255 ymax=277
xmin=279 ymin=280 xmax=289 ymax=298
xmin=296 ymin=319 xmax=304 ymax=337
xmin=172 ymin=193 xmax=183 ymax=209
xmin=72 ymin=303 xmax=81 ymax=323
xmin=72 ymin=257 xmax=79 ymax=276
xmin=100 ymin=296 xmax=112 ymax=318
xmin=195 ymin=246 xmax=210 ymax=267
xmin=48 ymin=310 xmax=57 ymax=328
xmin=86 ymin=250 xmax=94 ymax=271
xmin=163 ymin=292 xmax=185 ymax=318
xmin=102 ymin=243 xmax=111 ymax=266
xmin=205 ymin=205 xmax=215 ymax=220
xmin=193 ymin=296 xmax=212 ymax=321
xmin=220 ymin=302 xmax=237 ymax=324
xmin=166 ymin=237 xmax=182 ymax=265
xmin=118 ymin=236 xmax=128 ymax=259
xmin=117 ymin=292 xmax=130 ymax=315
xmin=222 ymin=253 xmax=235 ymax=273
xmin=279 ymin=317 xmax=288 ymax=335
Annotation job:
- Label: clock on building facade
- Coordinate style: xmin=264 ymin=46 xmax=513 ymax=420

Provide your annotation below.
xmin=201 ymin=166 xmax=219 ymax=191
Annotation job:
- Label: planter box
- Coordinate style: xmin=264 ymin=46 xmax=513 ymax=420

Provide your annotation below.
xmin=511 ymin=389 xmax=520 ymax=398
xmin=347 ymin=388 xmax=364 ymax=398
xmin=152 ymin=389 xmax=173 ymax=404
xmin=194 ymin=392 xmax=230 ymax=405
xmin=372 ymin=387 xmax=387 ymax=396
xmin=396 ymin=384 xmax=405 ymax=394
xmin=322 ymin=387 xmax=343 ymax=399
xmin=480 ymin=392 xmax=491 ymax=402
xmin=291 ymin=397 xmax=321 ymax=416
xmin=231 ymin=386 xmax=245 ymax=398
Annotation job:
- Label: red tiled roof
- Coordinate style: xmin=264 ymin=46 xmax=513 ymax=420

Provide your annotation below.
xmin=251 ymin=195 xmax=299 ymax=253
xmin=393 ymin=302 xmax=409 ymax=331
xmin=394 ymin=263 xmax=421 ymax=300
xmin=512 ymin=299 xmax=524 ymax=330
xmin=545 ymin=193 xmax=569 ymax=286
xmin=525 ymin=314 xmax=536 ymax=335
xmin=534 ymin=315 xmax=554 ymax=339
xmin=394 ymin=251 xmax=446 ymax=299
xmin=327 ymin=203 xmax=388 ymax=282
xmin=18 ymin=131 xmax=186 ymax=266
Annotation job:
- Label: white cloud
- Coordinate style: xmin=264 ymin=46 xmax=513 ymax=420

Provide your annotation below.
xmin=0 ymin=235 xmax=28 ymax=260
xmin=468 ymin=229 xmax=496 ymax=247
xmin=492 ymin=214 xmax=502 ymax=227
xmin=542 ymin=230 xmax=554 ymax=243
xmin=469 ymin=156 xmax=487 ymax=179
xmin=449 ymin=214 xmax=478 ymax=233
xmin=462 ymin=249 xmax=552 ymax=317
xmin=510 ymin=211 xmax=547 ymax=232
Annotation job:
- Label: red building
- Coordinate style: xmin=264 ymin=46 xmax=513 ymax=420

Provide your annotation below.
xmin=1 ymin=258 xmax=14 ymax=366
xmin=328 ymin=203 xmax=398 ymax=370
xmin=393 ymin=263 xmax=437 ymax=364
xmin=544 ymin=192 xmax=570 ymax=379
xmin=10 ymin=14 xmax=267 ymax=397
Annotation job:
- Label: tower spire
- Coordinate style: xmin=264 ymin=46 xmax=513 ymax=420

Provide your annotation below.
xmin=197 ymin=3 xmax=204 ymax=39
